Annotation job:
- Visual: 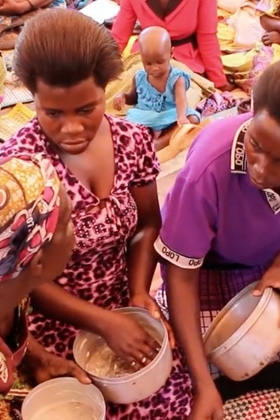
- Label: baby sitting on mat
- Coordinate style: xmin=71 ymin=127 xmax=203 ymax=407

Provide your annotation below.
xmin=113 ymin=26 xmax=200 ymax=137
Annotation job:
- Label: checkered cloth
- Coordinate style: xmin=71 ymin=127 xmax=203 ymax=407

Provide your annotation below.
xmin=224 ymin=389 xmax=280 ymax=419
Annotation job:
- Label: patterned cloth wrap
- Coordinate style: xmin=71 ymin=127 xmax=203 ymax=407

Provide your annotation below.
xmin=0 ymin=153 xmax=60 ymax=282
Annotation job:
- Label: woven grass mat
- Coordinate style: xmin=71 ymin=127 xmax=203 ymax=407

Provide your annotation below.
xmin=1 ymin=85 xmax=33 ymax=109
xmin=0 ymin=103 xmax=35 ymax=141
xmin=223 ymin=389 xmax=280 ymax=419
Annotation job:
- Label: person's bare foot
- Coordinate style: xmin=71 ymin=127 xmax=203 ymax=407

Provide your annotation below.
xmin=262 ymin=31 xmax=280 ymax=46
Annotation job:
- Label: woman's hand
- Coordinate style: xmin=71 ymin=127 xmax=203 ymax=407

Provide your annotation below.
xmin=262 ymin=32 xmax=280 ymax=47
xmin=189 ymin=383 xmax=224 ymax=420
xmin=253 ymin=265 xmax=280 ymax=296
xmin=32 ymin=352 xmax=91 ymax=385
xmin=101 ymin=311 xmax=160 ymax=367
xmin=130 ymin=292 xmax=175 ymax=348
xmin=218 ymin=82 xmax=235 ymax=92
xmin=25 ymin=336 xmax=91 ymax=385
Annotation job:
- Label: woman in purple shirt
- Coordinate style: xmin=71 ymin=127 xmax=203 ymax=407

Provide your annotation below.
xmin=155 ymin=61 xmax=280 ymax=420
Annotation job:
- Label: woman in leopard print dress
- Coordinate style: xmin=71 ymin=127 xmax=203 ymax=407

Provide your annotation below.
xmin=1 ymin=9 xmax=193 ymax=419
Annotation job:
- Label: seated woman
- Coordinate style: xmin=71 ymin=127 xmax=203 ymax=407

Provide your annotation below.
xmin=155 ymin=61 xmax=280 ymax=420
xmin=0 ymin=153 xmax=90 ymax=395
xmin=1 ymin=9 xmax=194 ymax=419
xmin=258 ymin=0 xmax=280 ymax=45
xmin=111 ymin=0 xmax=231 ymax=90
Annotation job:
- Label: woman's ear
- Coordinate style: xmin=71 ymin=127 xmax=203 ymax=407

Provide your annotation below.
xmin=171 ymin=47 xmax=174 ymax=59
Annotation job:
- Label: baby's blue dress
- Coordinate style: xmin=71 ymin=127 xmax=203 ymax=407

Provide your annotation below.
xmin=126 ymin=67 xmax=200 ymax=131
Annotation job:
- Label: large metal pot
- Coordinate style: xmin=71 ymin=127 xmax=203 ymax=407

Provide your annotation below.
xmin=204 ymin=282 xmax=280 ymax=381
xmin=73 ymin=307 xmax=173 ymax=404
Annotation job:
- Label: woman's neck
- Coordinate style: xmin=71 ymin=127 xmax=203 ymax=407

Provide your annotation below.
xmin=158 ymin=0 xmax=170 ymax=9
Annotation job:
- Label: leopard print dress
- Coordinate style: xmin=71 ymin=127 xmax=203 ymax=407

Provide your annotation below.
xmin=1 ymin=115 xmax=193 ymax=419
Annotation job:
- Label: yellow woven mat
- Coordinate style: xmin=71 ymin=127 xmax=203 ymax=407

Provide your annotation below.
xmin=0 ymin=103 xmax=35 ymax=141
xmin=0 ymin=53 xmax=6 ymax=99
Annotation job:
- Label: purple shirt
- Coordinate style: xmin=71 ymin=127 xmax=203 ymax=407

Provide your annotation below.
xmin=155 ymin=113 xmax=280 ymax=269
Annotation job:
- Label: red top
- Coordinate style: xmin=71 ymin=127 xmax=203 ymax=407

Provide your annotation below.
xmin=111 ymin=0 xmax=227 ymax=88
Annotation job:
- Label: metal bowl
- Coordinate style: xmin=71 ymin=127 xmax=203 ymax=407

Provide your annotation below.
xmin=73 ymin=307 xmax=173 ymax=403
xmin=21 ymin=377 xmax=106 ymax=420
xmin=204 ymin=282 xmax=280 ymax=380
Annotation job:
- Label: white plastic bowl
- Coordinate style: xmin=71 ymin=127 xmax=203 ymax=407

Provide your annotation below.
xmin=21 ymin=377 xmax=106 ymax=420
xmin=204 ymin=282 xmax=280 ymax=380
xmin=73 ymin=307 xmax=173 ymax=404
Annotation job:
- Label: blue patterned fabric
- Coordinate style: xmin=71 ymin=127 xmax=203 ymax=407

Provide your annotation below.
xmin=126 ymin=66 xmax=200 ymax=130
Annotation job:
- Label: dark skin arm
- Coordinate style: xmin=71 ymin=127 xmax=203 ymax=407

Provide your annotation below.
xmin=128 ymin=182 xmax=176 ymax=347
xmin=25 ymin=334 xmax=91 ymax=384
xmin=32 ymin=186 xmax=161 ymax=316
xmin=31 ymin=282 xmax=159 ymax=364
xmin=128 ymin=181 xmax=161 ymax=297
xmin=0 ymin=0 xmax=53 ymax=15
xmin=125 ymin=77 xmax=138 ymax=106
xmin=260 ymin=14 xmax=280 ymax=33
xmin=166 ymin=263 xmax=223 ymax=420
xmin=260 ymin=15 xmax=280 ymax=45
xmin=253 ymin=251 xmax=280 ymax=295
xmin=113 ymin=77 xmax=138 ymax=111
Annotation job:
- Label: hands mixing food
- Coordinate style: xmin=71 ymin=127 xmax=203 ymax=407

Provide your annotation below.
xmin=102 ymin=311 xmax=161 ymax=368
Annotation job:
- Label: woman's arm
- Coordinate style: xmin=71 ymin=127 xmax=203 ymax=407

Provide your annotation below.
xmin=0 ymin=0 xmax=56 ymax=15
xmin=125 ymin=76 xmax=138 ymax=105
xmin=111 ymin=0 xmax=137 ymax=52
xmin=196 ymin=0 xmax=227 ymax=89
xmin=114 ymin=77 xmax=138 ymax=111
xmin=25 ymin=333 xmax=91 ymax=384
xmin=31 ymin=283 xmax=159 ymax=363
xmin=128 ymin=181 xmax=161 ymax=299
xmin=166 ymin=263 xmax=224 ymax=420
xmin=260 ymin=14 xmax=280 ymax=32
xmin=31 ymin=284 xmax=115 ymax=335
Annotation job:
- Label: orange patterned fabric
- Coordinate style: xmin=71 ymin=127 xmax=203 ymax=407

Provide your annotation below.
xmin=0 ymin=154 xmax=60 ymax=281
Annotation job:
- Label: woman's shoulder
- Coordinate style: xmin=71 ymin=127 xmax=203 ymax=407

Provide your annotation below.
xmin=106 ymin=113 xmax=152 ymax=138
xmin=0 ymin=117 xmax=45 ymax=158
xmin=106 ymin=114 xmax=158 ymax=185
xmin=106 ymin=114 xmax=154 ymax=154
xmin=183 ymin=114 xmax=251 ymax=181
